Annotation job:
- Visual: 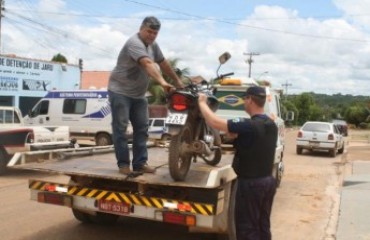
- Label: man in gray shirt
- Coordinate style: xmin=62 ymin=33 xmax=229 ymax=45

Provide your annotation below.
xmin=108 ymin=16 xmax=183 ymax=175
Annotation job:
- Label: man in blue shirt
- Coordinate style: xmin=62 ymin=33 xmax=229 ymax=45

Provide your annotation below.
xmin=198 ymin=86 xmax=278 ymax=240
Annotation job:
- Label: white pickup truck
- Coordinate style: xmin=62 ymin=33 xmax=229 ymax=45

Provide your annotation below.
xmin=0 ymin=106 xmax=73 ymax=174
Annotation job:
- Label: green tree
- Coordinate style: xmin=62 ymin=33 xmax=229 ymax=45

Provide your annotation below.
xmin=345 ymin=104 xmax=368 ymax=127
xmin=309 ymin=105 xmax=323 ymax=121
xmin=281 ymin=98 xmax=298 ymax=126
xmin=148 ymin=58 xmax=189 ymax=105
xmin=292 ymin=93 xmax=316 ymax=125
xmin=51 ymin=53 xmax=68 ymax=63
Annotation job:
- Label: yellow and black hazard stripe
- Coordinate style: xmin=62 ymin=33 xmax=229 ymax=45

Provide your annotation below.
xmin=29 ymin=180 xmax=214 ymax=216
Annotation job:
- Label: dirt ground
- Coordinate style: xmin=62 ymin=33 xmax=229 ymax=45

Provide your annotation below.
xmin=270 ymin=129 xmax=370 ymax=240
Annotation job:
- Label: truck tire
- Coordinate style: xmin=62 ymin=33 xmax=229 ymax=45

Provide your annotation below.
xmin=0 ymin=149 xmax=9 ymax=175
xmin=72 ymin=209 xmax=92 ymax=223
xmin=296 ymin=146 xmax=303 ymax=155
xmin=72 ymin=209 xmax=119 ymax=225
xmin=169 ymin=123 xmax=193 ymax=181
xmin=95 ymin=133 xmax=112 ymax=146
xmin=89 ymin=212 xmax=119 ymax=225
xmin=226 ymin=180 xmax=237 ymax=240
xmin=272 ymin=161 xmax=283 ymax=188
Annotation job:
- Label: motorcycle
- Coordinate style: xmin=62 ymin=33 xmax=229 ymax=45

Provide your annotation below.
xmin=165 ymin=52 xmax=233 ymax=181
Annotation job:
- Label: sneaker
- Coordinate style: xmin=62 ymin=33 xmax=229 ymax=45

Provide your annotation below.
xmin=118 ymin=166 xmax=131 ymax=175
xmin=136 ymin=164 xmax=156 ymax=174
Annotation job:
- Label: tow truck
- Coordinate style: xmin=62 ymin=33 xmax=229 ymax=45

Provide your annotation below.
xmin=7 ymin=79 xmax=290 ymax=239
xmin=8 ymin=144 xmax=238 ymax=239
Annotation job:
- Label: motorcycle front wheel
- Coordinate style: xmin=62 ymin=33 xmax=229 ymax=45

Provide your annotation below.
xmin=168 ymin=122 xmax=194 ymax=181
xmin=201 ymin=126 xmax=222 ymax=166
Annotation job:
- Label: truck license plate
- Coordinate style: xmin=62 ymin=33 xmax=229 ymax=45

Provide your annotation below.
xmin=98 ymin=200 xmax=130 ymax=215
xmin=165 ymin=113 xmax=187 ymax=125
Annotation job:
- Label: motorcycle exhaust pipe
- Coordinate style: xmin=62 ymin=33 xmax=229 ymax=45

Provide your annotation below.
xmin=191 ymin=140 xmax=212 ymax=156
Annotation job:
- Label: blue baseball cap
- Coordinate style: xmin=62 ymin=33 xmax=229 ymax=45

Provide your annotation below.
xmin=242 ymin=86 xmax=266 ymax=98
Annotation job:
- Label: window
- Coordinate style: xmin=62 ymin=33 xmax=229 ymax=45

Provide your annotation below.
xmin=303 ymin=123 xmax=330 ymax=132
xmin=31 ymin=100 xmax=49 ymax=117
xmin=63 ymin=99 xmax=86 ymax=114
xmin=153 ymin=119 xmax=165 ymax=127
xmin=0 ymin=109 xmax=21 ymax=123
xmin=39 ymin=101 xmax=49 ymax=115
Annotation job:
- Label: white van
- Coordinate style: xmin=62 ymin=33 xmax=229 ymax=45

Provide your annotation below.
xmin=214 ymin=77 xmax=289 ymax=186
xmin=24 ymin=90 xmax=133 ymax=146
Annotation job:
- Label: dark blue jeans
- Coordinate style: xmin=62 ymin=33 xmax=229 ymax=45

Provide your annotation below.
xmin=109 ymin=91 xmax=149 ymax=170
xmin=235 ymin=176 xmax=277 ymax=240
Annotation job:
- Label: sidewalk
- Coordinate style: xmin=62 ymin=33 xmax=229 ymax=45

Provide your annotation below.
xmin=336 ymin=144 xmax=370 ymax=240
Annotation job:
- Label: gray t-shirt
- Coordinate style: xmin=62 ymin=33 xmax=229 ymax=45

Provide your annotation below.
xmin=108 ymin=33 xmax=164 ymax=98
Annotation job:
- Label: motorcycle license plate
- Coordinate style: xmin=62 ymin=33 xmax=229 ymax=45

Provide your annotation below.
xmin=166 ymin=113 xmax=187 ymax=125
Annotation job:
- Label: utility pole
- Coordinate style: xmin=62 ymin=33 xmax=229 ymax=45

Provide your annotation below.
xmin=0 ymin=0 xmax=3 ymax=53
xmin=281 ymin=80 xmax=292 ymax=97
xmin=244 ymin=52 xmax=260 ymax=78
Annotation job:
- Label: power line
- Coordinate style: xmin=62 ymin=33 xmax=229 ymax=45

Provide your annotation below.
xmin=121 ymin=0 xmax=370 ymax=43
xmin=4 ymin=9 xmax=115 ymax=58
xmin=6 ymin=3 xmax=370 ymax=43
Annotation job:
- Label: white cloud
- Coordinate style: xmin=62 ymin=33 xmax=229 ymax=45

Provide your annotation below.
xmin=2 ymin=1 xmax=370 ymax=95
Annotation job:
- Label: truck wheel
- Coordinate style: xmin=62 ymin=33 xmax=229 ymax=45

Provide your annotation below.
xmin=169 ymin=123 xmax=193 ymax=181
xmin=296 ymin=146 xmax=303 ymax=155
xmin=72 ymin=209 xmax=92 ymax=223
xmin=89 ymin=212 xmax=119 ymax=225
xmin=95 ymin=133 xmax=112 ymax=146
xmin=272 ymin=162 xmax=283 ymax=188
xmin=226 ymin=181 xmax=237 ymax=240
xmin=0 ymin=149 xmax=9 ymax=175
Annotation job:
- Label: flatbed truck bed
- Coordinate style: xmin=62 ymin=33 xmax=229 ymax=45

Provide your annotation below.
xmin=8 ymin=145 xmax=238 ymax=239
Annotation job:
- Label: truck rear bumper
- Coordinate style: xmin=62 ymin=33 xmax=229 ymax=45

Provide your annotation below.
xmin=29 ymin=179 xmax=230 ymax=232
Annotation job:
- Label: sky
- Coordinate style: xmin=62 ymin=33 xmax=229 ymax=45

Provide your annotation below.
xmin=3 ymin=0 xmax=370 ymax=96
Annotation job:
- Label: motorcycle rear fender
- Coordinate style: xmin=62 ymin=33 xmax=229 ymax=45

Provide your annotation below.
xmin=167 ymin=125 xmax=183 ymax=135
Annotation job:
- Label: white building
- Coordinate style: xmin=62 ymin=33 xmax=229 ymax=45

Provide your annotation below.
xmin=0 ymin=54 xmax=80 ymax=116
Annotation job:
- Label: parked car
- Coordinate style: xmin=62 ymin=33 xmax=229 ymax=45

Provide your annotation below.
xmin=331 ymin=119 xmax=348 ymax=136
xmin=148 ymin=118 xmax=170 ymax=141
xmin=296 ymin=121 xmax=345 ymax=157
xmin=0 ymin=106 xmax=73 ymax=175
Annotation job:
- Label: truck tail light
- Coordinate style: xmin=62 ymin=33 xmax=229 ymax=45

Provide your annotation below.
xmin=162 ymin=212 xmax=196 ymax=226
xmin=328 ymin=134 xmax=334 ymax=140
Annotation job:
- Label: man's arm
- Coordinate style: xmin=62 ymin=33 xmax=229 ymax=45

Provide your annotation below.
xmin=139 ymin=57 xmax=173 ymax=90
xmin=198 ymin=93 xmax=229 ymax=132
xmin=159 ymin=60 xmax=184 ymax=88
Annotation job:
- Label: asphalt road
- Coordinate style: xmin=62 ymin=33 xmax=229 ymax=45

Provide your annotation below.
xmin=0 ymin=129 xmax=353 ymax=240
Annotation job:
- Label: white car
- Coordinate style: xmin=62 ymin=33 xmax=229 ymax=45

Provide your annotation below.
xmin=296 ymin=121 xmax=345 ymax=157
xmin=148 ymin=118 xmax=170 ymax=141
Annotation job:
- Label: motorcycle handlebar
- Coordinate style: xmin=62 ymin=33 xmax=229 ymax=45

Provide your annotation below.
xmin=218 ymin=72 xmax=234 ymax=79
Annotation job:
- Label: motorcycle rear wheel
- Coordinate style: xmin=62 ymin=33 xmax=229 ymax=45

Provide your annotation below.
xmin=169 ymin=123 xmax=193 ymax=181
